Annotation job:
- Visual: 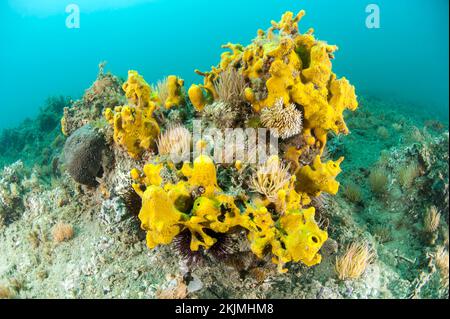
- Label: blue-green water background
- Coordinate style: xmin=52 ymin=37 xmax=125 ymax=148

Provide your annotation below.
xmin=0 ymin=0 xmax=448 ymax=129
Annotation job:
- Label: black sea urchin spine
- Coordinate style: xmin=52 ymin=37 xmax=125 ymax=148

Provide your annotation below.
xmin=173 ymin=230 xmax=203 ymax=266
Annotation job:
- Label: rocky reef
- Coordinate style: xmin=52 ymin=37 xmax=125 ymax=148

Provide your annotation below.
xmin=0 ymin=96 xmax=69 ymax=179
xmin=0 ymin=10 xmax=448 ymax=299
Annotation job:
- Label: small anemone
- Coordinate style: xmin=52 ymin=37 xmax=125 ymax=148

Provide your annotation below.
xmin=151 ymin=77 xmax=169 ymax=105
xmin=369 ymin=167 xmax=389 ymax=195
xmin=157 ymin=125 xmax=192 ymax=159
xmin=335 ymin=241 xmax=375 ymax=280
xmin=424 ymin=206 xmax=441 ymax=233
xmin=250 ymin=155 xmax=291 ymax=201
xmin=214 ymin=67 xmax=247 ymax=106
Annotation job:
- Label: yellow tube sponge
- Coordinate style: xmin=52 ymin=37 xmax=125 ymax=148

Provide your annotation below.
xmin=296 ymin=155 xmax=344 ymax=196
xmin=183 ymin=197 xmax=220 ymax=250
xmin=279 ymin=207 xmax=328 ymax=267
xmin=246 ymin=205 xmax=278 ymax=259
xmin=181 ymin=154 xmax=220 ymax=196
xmin=122 ymin=70 xmax=156 ymax=113
xmin=302 ymin=43 xmax=334 ymax=89
xmin=138 ymin=185 xmax=183 ymax=248
xmin=187 ymin=68 xmax=221 ymax=110
xmin=132 ymin=154 xmax=251 ymax=252
xmin=220 ymin=43 xmax=244 ymax=69
xmin=188 ymin=84 xmax=208 ymax=111
xmin=195 ymin=69 xmax=219 ymax=100
xmin=131 ymin=151 xmax=328 ymax=272
xmin=270 ymin=10 xmax=305 ymax=34
xmin=261 ymin=60 xmax=295 ymax=111
xmin=189 ymin=9 xmax=358 ymax=159
xmin=165 ymin=75 xmax=185 ymax=109
xmin=105 ymin=70 xmax=160 ymax=158
xmin=328 ymin=77 xmax=359 ymax=134
xmin=245 ymin=204 xmax=326 ymax=272
xmin=242 ymin=48 xmax=264 ymax=80
xmin=142 ymin=163 xmax=163 ymax=186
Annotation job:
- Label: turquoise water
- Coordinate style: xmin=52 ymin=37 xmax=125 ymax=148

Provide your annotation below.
xmin=0 ymin=0 xmax=448 ymax=129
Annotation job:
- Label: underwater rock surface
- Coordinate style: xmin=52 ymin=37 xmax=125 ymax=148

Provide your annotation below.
xmin=62 ymin=125 xmax=108 ymax=187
